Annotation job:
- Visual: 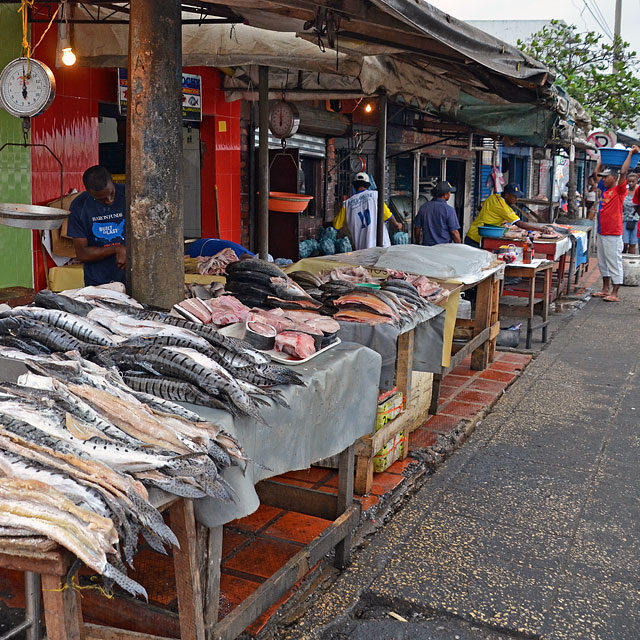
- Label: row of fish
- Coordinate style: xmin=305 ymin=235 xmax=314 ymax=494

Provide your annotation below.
xmin=0 ymin=348 xmax=248 ymax=599
xmin=224 ymin=259 xmax=323 ymax=311
xmin=0 ymin=288 xmax=304 ymax=422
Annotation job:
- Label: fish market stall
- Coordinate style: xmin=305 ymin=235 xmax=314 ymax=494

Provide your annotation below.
xmin=0 ymin=285 xmax=381 ymax=640
xmin=285 ymin=244 xmax=504 ymax=416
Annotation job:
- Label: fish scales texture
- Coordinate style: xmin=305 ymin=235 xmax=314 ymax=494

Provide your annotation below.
xmin=4 ymin=307 xmax=116 ymax=345
xmin=0 ymin=317 xmax=96 ymax=355
xmin=34 ymin=289 xmax=94 ymax=316
xmin=225 ymin=258 xmax=287 ymax=278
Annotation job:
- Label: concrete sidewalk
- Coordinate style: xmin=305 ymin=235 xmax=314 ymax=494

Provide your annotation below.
xmin=279 ymin=287 xmax=640 ymax=640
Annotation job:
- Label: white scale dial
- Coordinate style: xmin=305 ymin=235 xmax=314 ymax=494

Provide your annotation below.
xmin=268 ymin=100 xmax=300 ymax=139
xmin=0 ymin=57 xmax=56 ymax=118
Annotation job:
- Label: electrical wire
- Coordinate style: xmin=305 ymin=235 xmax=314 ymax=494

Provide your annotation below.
xmin=582 ymin=0 xmax=614 ymax=40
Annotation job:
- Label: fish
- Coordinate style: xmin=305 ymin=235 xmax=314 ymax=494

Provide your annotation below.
xmin=275 ymin=332 xmax=316 ymax=359
xmin=64 ymin=285 xmax=144 ymax=309
xmin=196 ymin=247 xmax=238 ymax=276
xmin=122 ymin=374 xmax=239 ymax=415
xmin=3 ymin=306 xmax=119 ymax=346
xmin=266 ymin=296 xmax=323 ymax=310
xmin=34 ymin=289 xmax=94 ymax=317
xmin=334 ymin=310 xmax=393 ymax=325
xmin=334 ymin=292 xmax=398 ymax=321
xmin=0 ymin=317 xmax=96 ymax=355
xmin=288 ymin=270 xmax=323 ymax=289
xmin=0 ymin=335 xmax=51 ymax=355
xmin=225 ymin=258 xmax=287 ymax=278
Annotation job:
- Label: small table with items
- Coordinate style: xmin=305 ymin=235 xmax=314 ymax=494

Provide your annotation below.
xmin=502 ymin=259 xmax=553 ymax=349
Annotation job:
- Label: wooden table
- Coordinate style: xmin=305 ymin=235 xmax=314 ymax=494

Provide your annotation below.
xmin=482 ymin=236 xmax=572 ymax=301
xmin=429 ymin=267 xmax=503 ymax=414
xmin=502 ymin=259 xmax=553 ymax=349
xmin=0 ymin=446 xmax=359 ymax=640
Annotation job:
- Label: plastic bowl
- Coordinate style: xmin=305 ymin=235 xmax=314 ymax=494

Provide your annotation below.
xmin=478 ymin=225 xmax=506 ymax=238
xmin=268 ymin=192 xmax=314 ymax=213
xmin=599 ymin=148 xmax=640 ymax=170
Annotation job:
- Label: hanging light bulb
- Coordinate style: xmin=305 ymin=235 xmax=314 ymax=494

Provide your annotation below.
xmin=364 ymin=103 xmax=373 ymax=114
xmin=61 ymin=46 xmax=76 ymax=66
xmin=58 ymin=0 xmax=76 ymax=66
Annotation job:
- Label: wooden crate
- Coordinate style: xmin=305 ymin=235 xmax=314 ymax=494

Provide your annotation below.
xmin=354 ymin=370 xmax=433 ymax=495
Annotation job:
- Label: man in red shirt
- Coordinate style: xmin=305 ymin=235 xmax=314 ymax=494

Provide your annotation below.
xmin=593 ymin=145 xmax=640 ymax=302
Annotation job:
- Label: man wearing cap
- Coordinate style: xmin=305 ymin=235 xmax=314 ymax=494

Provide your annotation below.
xmin=333 ymin=172 xmax=402 ymax=250
xmin=592 ymin=145 xmax=640 ymax=302
xmin=465 ymin=183 xmax=551 ymax=247
xmin=414 ymin=180 xmax=461 ymax=246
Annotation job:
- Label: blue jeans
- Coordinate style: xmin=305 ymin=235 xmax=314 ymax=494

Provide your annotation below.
xmin=622 ymin=221 xmax=638 ymax=245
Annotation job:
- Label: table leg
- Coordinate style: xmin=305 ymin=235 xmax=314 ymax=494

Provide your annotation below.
xmin=471 ymin=276 xmax=491 ymax=370
xmin=25 ymin=571 xmax=42 ymax=640
xmin=429 ymin=374 xmax=442 ymax=415
xmin=487 ymin=276 xmax=500 ymax=363
xmin=526 ymin=273 xmax=535 ymax=350
xmin=354 ymin=454 xmax=374 ymax=496
xmin=201 ymin=525 xmax=223 ymax=629
xmin=40 ymin=573 xmax=83 ymax=640
xmin=170 ymin=499 xmax=206 ymax=640
xmin=396 ymin=330 xmax=415 ymax=406
xmin=334 ymin=445 xmax=354 ymax=569
xmin=566 ymin=239 xmax=577 ymax=295
xmin=542 ymin=267 xmax=551 ymax=343
xmin=555 ymin=254 xmax=567 ymax=299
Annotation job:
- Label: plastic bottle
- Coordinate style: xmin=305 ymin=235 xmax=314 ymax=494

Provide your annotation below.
xmin=523 ymin=238 xmax=533 ymax=264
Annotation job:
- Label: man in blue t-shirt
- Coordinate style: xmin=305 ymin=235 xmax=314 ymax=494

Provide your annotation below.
xmin=414 ymin=180 xmax=461 ymax=246
xmin=67 ymin=166 xmax=126 ymax=286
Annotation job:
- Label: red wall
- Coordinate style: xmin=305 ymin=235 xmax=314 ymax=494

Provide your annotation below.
xmin=29 ymin=23 xmax=242 ymax=290
xmin=186 ymin=66 xmax=242 ymax=243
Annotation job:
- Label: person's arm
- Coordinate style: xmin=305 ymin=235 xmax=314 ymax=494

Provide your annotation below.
xmin=514 ymin=220 xmax=555 ymax=233
xmin=414 ymin=225 xmax=422 ymax=244
xmin=619 ymin=145 xmax=640 ymax=181
xmin=451 ymin=229 xmax=462 ymax=243
xmin=383 ymin=204 xmax=403 ymax=230
xmin=73 ymin=238 xmax=126 ymax=269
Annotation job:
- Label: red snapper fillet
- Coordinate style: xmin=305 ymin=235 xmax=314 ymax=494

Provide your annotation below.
xmin=275 ymin=331 xmax=317 ymax=359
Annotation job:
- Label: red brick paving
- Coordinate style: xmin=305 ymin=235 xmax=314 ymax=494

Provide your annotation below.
xmin=479 ymin=368 xmax=518 ymax=383
xmin=264 ymin=512 xmax=331 ymax=545
xmin=224 ymin=537 xmax=301 ymax=580
xmin=472 ymin=378 xmax=510 ymax=393
xmin=229 ymin=505 xmax=284 ymax=532
xmin=455 ymin=389 xmax=499 ymax=405
xmin=442 ymin=374 xmax=471 ymax=387
xmin=410 ymin=428 xmax=438 ymax=448
xmin=439 ymin=400 xmax=486 ymax=419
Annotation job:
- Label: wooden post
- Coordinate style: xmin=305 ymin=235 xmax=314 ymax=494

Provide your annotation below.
xmin=127 ymin=0 xmax=184 ymax=309
xmin=170 ymin=500 xmax=205 ymax=640
xmin=258 ymin=65 xmax=270 ymax=260
xmin=40 ymin=574 xmax=84 ymax=640
xmin=203 ymin=526 xmax=223 ymax=629
xmin=470 ymin=276 xmax=491 ymax=370
xmin=376 ymin=95 xmax=388 ymax=247
xmin=396 ymin=329 xmax=415 ymax=407
xmin=334 ymin=445 xmax=355 ymax=569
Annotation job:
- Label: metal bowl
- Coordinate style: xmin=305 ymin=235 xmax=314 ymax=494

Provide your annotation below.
xmin=0 ymin=203 xmax=70 ymax=230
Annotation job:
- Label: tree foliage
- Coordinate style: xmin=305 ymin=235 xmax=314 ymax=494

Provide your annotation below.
xmin=518 ymin=20 xmax=640 ymax=131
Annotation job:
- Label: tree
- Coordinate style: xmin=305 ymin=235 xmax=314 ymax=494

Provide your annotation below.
xmin=518 ymin=20 xmax=640 ymax=131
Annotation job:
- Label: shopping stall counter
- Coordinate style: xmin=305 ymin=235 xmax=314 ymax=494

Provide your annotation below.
xmin=481 ymin=235 xmax=573 ymax=300
xmin=0 ymin=342 xmax=382 ymax=640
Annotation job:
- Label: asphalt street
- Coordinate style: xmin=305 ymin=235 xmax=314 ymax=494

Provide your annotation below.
xmin=279 ymin=286 xmax=640 ymax=640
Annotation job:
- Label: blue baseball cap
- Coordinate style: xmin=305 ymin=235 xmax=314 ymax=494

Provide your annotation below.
xmin=503 ymin=183 xmax=521 ymax=195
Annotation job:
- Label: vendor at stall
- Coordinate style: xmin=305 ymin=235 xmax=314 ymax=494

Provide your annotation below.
xmin=465 ymin=183 xmax=553 ymax=247
xmin=414 ymin=180 xmax=461 ymax=246
xmin=333 ymin=172 xmax=402 ymax=250
xmin=67 ymin=166 xmax=126 ymax=286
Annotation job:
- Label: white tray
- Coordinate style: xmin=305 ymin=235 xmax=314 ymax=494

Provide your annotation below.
xmin=219 ymin=323 xmax=340 ymax=365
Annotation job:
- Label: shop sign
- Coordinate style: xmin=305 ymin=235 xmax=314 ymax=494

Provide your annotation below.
xmin=117 ymin=69 xmax=202 ymax=121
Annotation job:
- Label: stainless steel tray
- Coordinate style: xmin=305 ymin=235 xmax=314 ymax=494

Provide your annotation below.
xmin=0 ymin=203 xmax=69 ymax=230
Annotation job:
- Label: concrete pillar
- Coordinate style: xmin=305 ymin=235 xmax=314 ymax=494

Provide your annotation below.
xmin=127 ymin=0 xmax=184 ymax=308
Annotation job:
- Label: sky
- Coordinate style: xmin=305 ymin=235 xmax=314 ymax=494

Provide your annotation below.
xmin=428 ymin=0 xmax=640 ymax=59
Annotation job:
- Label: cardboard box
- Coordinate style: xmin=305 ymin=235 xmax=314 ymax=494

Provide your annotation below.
xmin=47 ymin=193 xmax=81 ymax=258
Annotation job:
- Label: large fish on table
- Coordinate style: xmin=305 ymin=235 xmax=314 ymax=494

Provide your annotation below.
xmin=334 ymin=291 xmax=398 ymax=322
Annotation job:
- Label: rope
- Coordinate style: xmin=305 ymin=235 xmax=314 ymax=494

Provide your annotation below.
xmin=18 ymin=0 xmax=34 ymax=59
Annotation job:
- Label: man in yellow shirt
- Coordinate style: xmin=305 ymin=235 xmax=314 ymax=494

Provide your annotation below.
xmin=466 ymin=183 xmax=551 ymax=247
xmin=333 ymin=172 xmax=402 ymax=250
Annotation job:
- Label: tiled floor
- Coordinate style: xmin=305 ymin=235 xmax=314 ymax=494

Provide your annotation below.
xmin=409 ymin=351 xmax=531 ymax=451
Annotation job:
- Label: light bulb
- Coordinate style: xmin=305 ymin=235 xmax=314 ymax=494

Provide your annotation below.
xmin=61 ymin=47 xmax=76 ymax=66
xmin=364 ymin=103 xmax=373 ymax=113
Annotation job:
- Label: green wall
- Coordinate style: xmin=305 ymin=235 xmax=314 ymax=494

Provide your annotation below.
xmin=0 ymin=5 xmax=33 ymax=288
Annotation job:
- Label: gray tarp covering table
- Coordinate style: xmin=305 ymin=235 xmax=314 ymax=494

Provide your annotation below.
xmin=180 ymin=342 xmax=381 ymax=528
xmin=337 ymin=307 xmax=445 ymax=390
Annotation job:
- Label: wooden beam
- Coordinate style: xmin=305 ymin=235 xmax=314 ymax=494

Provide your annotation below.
xmin=41 ymin=573 xmax=84 ymax=640
xmin=256 ymin=481 xmax=338 ymax=521
xmin=84 ymin=625 xmax=173 ymax=640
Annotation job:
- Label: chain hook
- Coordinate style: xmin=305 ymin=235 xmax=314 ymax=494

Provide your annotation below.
xmin=21 ymin=117 xmax=30 ymax=147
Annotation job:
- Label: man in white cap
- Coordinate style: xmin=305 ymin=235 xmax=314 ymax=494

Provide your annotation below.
xmin=333 ymin=172 xmax=402 ymax=250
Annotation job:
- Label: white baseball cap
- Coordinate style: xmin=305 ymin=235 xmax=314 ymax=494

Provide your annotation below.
xmin=354 ymin=172 xmax=370 ymax=184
